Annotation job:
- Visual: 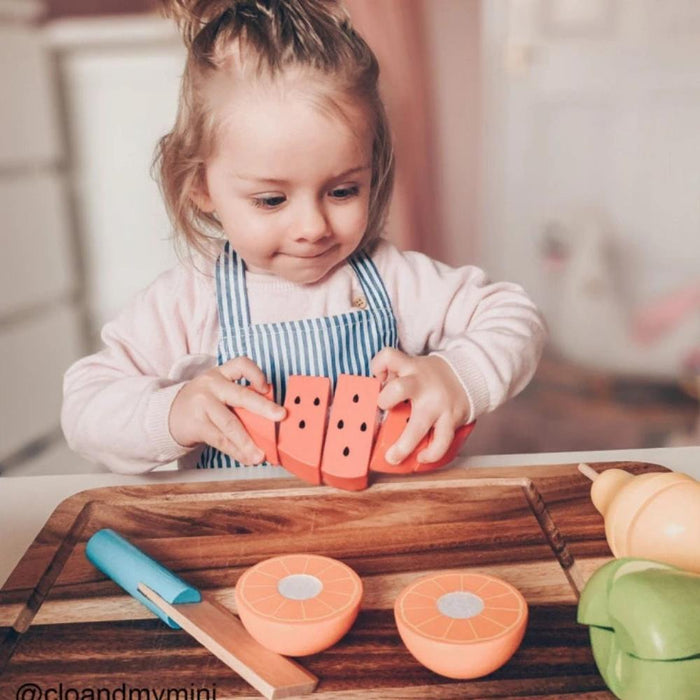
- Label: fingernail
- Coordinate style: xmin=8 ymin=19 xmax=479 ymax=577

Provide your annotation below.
xmin=251 ymin=450 xmax=264 ymax=464
xmin=386 ymin=449 xmax=400 ymax=465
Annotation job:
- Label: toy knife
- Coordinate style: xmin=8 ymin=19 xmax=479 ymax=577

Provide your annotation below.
xmin=85 ymin=528 xmax=318 ymax=699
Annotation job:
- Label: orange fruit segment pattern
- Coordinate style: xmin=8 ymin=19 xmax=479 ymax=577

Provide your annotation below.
xmin=394 ymin=571 xmax=528 ymax=679
xmin=235 ymin=553 xmax=363 ymax=656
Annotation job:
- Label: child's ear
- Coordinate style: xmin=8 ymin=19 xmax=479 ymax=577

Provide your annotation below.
xmin=189 ymin=170 xmax=215 ymax=213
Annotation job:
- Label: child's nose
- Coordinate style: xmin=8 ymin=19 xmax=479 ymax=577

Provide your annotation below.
xmin=295 ymin=201 xmax=329 ymax=242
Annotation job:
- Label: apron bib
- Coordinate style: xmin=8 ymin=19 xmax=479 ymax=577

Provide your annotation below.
xmin=197 ymin=242 xmax=398 ymax=469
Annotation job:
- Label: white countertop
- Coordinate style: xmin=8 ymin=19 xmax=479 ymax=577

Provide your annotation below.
xmin=1 ymin=445 xmax=698 ymax=588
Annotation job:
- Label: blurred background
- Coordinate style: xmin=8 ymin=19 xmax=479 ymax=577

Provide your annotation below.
xmin=1 ymin=0 xmax=697 ymax=476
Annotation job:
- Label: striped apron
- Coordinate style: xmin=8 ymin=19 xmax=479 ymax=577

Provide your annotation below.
xmin=197 ymin=242 xmax=398 ymax=469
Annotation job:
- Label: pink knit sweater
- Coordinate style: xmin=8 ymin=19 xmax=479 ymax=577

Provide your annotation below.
xmin=62 ymin=240 xmax=546 ymax=473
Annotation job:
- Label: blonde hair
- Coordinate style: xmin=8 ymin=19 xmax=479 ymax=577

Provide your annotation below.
xmin=155 ymin=0 xmax=395 ymax=258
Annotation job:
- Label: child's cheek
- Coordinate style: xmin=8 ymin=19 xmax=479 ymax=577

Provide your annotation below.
xmin=338 ymin=201 xmax=370 ymax=238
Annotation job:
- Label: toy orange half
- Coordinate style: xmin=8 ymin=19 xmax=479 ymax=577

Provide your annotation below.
xmin=235 ymin=554 xmax=363 ymax=656
xmin=394 ymin=571 xmax=528 ymax=679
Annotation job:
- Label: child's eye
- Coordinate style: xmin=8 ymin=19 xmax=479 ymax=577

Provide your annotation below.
xmin=329 ymin=185 xmax=359 ymax=200
xmin=252 ymin=194 xmax=286 ymax=209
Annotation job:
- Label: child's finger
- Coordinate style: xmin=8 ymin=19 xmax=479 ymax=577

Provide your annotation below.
xmin=218 ymin=380 xmax=286 ymax=421
xmin=371 ymin=347 xmax=413 ymax=380
xmin=206 ymin=402 xmax=264 ymax=464
xmin=218 ymin=356 xmax=269 ymax=393
xmin=199 ymin=422 xmax=256 ymax=465
xmin=377 ymin=374 xmax=417 ymax=411
xmin=385 ymin=412 xmax=433 ymax=465
xmin=417 ymin=415 xmax=453 ymax=463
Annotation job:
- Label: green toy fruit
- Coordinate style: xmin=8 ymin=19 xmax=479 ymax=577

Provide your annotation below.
xmin=578 ymin=558 xmax=672 ymax=628
xmin=589 ymin=627 xmax=700 ymax=700
xmin=578 ymin=558 xmax=700 ymax=700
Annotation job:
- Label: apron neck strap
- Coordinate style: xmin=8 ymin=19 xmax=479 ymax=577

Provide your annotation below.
xmin=216 ymin=243 xmax=393 ymax=337
xmin=216 ymin=241 xmax=251 ymax=331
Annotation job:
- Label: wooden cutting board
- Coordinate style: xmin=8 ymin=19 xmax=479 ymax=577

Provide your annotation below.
xmin=0 ymin=461 xmax=668 ymax=698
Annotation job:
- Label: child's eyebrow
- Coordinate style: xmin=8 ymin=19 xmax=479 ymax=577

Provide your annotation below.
xmin=234 ymin=164 xmax=371 ymax=185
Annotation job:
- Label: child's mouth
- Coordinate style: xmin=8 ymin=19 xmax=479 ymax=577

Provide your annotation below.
xmin=289 ymin=247 xmax=335 ymax=260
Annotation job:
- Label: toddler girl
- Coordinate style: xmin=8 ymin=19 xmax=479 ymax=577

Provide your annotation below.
xmin=62 ymin=0 xmax=546 ymax=474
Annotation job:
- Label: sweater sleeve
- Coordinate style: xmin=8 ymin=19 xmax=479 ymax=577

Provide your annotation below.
xmin=61 ymin=264 xmax=217 ymax=474
xmin=373 ymin=240 xmax=547 ymax=422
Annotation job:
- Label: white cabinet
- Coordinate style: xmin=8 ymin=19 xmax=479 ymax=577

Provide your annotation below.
xmin=0 ymin=15 xmax=61 ymax=167
xmin=47 ymin=15 xmax=184 ymax=336
xmin=0 ymin=1 xmax=85 ymax=471
xmin=0 ymin=304 xmax=83 ymax=458
xmin=0 ymin=13 xmax=187 ymax=474
xmin=0 ymin=173 xmax=75 ymax=315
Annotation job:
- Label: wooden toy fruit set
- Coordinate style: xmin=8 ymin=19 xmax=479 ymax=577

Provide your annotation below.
xmin=577 ymin=464 xmax=700 ymax=699
xmin=578 ymin=463 xmax=700 ymax=573
xmin=83 ymin=529 xmax=529 ymax=697
xmin=577 ymin=558 xmax=700 ymax=700
xmin=237 ymin=373 xmax=475 ymax=490
xmin=394 ymin=571 xmax=528 ymax=680
xmin=4 ymin=461 xmax=683 ymax=699
xmin=234 ymin=553 xmax=363 ymax=657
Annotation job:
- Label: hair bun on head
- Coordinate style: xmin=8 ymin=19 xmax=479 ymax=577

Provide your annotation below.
xmin=158 ymin=0 xmax=238 ymax=46
xmin=160 ymin=0 xmax=348 ymax=50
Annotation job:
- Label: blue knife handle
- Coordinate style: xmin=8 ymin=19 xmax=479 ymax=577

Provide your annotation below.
xmin=85 ymin=528 xmax=201 ymax=629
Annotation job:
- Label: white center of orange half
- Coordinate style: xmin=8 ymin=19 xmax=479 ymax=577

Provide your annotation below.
xmin=436 ymin=592 xmax=485 ymax=619
xmin=277 ymin=573 xmax=324 ymax=601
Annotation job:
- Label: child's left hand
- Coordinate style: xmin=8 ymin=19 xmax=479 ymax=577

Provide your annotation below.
xmin=371 ymin=348 xmax=471 ymax=465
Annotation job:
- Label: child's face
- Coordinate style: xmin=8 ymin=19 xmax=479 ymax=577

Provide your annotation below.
xmin=195 ymin=81 xmax=374 ymax=284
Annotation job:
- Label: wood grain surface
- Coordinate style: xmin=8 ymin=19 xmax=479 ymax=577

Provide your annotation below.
xmin=0 ymin=461 xmax=667 ymax=698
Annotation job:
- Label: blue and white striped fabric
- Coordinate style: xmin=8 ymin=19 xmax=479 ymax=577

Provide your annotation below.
xmin=197 ymin=242 xmax=397 ymax=469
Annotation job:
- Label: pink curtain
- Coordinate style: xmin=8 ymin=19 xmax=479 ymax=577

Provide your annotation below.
xmin=346 ymin=0 xmax=442 ymax=256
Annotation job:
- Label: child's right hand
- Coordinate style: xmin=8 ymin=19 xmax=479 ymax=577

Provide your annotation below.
xmin=169 ymin=357 xmax=286 ymax=464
